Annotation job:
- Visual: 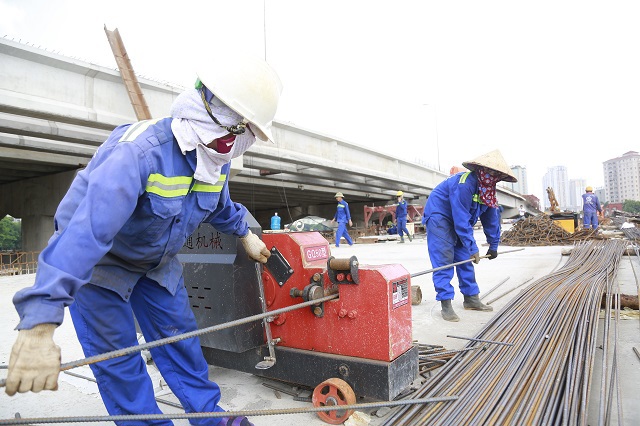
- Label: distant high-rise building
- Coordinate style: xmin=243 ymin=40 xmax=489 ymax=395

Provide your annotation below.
xmin=542 ymin=166 xmax=569 ymax=210
xmin=569 ymin=179 xmax=586 ymax=212
xmin=595 ymin=187 xmax=606 ymax=207
xmin=507 ymin=165 xmax=528 ymax=194
xmin=603 ymin=151 xmax=640 ymax=203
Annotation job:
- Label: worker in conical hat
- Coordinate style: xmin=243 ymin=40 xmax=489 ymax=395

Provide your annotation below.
xmin=422 ymin=149 xmax=516 ymax=322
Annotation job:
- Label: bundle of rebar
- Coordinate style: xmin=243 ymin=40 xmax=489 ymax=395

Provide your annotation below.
xmin=501 ymin=215 xmax=598 ymax=246
xmin=384 ymin=239 xmax=627 ymax=425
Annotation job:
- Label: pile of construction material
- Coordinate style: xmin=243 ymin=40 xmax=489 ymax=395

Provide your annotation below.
xmin=501 ymin=215 xmax=598 ymax=246
xmin=609 ymin=211 xmax=640 ymax=240
xmin=384 ymin=240 xmax=627 ymax=425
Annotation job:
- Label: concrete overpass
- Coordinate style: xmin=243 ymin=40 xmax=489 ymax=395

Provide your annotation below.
xmin=0 ymin=37 xmax=525 ymax=251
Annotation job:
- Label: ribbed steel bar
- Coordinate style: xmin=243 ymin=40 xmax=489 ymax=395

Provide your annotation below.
xmin=383 ymin=240 xmax=627 ymax=425
xmin=479 ymin=276 xmax=510 ymax=300
xmin=0 ymin=397 xmax=458 ymax=425
xmin=410 ymin=248 xmax=524 ymax=278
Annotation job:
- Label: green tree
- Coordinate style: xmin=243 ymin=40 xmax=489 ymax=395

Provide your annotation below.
xmin=0 ymin=215 xmax=21 ymax=251
xmin=622 ymin=200 xmax=640 ymax=214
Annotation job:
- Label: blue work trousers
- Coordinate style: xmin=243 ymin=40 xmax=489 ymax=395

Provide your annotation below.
xmin=69 ymin=277 xmax=225 ymax=426
xmin=426 ymin=215 xmax=480 ymax=301
xmin=397 ymin=218 xmax=410 ymax=239
xmin=335 ymin=222 xmax=353 ymax=246
xmin=583 ymin=211 xmax=599 ymax=229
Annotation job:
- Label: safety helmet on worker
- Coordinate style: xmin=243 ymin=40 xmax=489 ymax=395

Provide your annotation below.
xmin=196 ymin=56 xmax=283 ymax=143
xmin=462 ymin=149 xmax=518 ymax=183
xmin=334 ymin=192 xmax=344 ymax=198
xmin=586 ymin=186 xmax=593 ymax=192
xmin=396 ymin=191 xmax=404 ymax=197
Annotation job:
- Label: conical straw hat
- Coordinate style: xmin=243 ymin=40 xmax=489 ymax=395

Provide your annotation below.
xmin=462 ymin=150 xmax=517 ymax=183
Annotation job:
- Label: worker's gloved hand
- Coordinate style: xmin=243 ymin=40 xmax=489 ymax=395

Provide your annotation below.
xmin=240 ymin=230 xmax=270 ymax=263
xmin=486 ymin=249 xmax=498 ymax=260
xmin=5 ymin=323 xmax=60 ymax=396
xmin=470 ymin=252 xmax=481 ymax=264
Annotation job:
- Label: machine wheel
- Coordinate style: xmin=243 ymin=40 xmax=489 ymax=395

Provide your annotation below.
xmin=312 ymin=377 xmax=357 ymax=424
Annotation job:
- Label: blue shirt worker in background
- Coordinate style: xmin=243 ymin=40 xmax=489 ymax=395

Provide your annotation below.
xmin=330 ymin=192 xmax=353 ymax=247
xmin=422 ymin=150 xmax=517 ymax=322
xmin=270 ymin=212 xmax=281 ymax=230
xmin=582 ymin=186 xmax=602 ymax=230
xmin=395 ymin=190 xmax=413 ymax=243
xmin=5 ymin=56 xmax=283 ymax=426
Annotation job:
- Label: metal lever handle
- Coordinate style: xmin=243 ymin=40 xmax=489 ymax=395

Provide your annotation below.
xmin=254 ymin=262 xmax=277 ymax=370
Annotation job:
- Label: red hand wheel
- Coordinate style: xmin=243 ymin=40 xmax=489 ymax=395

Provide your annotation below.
xmin=312 ymin=378 xmax=357 ymax=424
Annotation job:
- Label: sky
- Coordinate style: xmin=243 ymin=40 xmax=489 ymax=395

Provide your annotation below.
xmin=1 ymin=0 xmax=639 ymax=203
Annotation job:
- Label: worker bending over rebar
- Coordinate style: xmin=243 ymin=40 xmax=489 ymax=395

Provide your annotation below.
xmin=5 ymin=56 xmax=283 ymax=426
xmin=421 ymin=150 xmax=517 ymax=322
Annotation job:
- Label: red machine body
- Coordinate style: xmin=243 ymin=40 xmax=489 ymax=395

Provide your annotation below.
xmin=261 ymin=232 xmax=413 ymax=362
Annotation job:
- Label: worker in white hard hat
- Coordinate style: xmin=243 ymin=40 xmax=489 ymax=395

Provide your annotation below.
xmin=330 ymin=192 xmax=354 ymax=247
xmin=422 ymin=150 xmax=517 ymax=322
xmin=6 ymin=55 xmax=282 ymax=426
xmin=395 ymin=191 xmax=413 ymax=243
xmin=582 ymin=186 xmax=602 ymax=230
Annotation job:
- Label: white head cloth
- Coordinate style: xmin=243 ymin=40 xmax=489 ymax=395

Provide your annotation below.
xmin=170 ymin=88 xmax=255 ymax=184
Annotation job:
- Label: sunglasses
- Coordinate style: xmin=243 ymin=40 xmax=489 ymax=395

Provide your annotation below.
xmin=199 ymin=89 xmax=249 ymax=136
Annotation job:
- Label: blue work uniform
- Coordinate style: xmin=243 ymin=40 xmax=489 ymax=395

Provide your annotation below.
xmin=333 ymin=199 xmax=353 ymax=246
xmin=422 ymin=172 xmax=501 ymax=301
xmin=396 ymin=200 xmax=410 ymax=239
xmin=13 ymin=117 xmax=249 ymax=425
xmin=582 ymin=192 xmax=601 ymax=229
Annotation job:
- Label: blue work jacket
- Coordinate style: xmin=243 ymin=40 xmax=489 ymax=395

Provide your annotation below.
xmin=334 ymin=200 xmax=351 ymax=223
xmin=396 ymin=200 xmax=408 ymax=220
xmin=422 ymin=171 xmax=501 ymax=255
xmin=14 ymin=117 xmax=249 ymax=329
xmin=582 ymin=193 xmax=601 ymax=214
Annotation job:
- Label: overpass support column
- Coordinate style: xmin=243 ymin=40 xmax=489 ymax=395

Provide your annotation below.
xmin=0 ymin=170 xmax=77 ymax=252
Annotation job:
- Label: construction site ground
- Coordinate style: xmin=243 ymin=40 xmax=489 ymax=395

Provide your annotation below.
xmin=1 ymin=226 xmax=639 ymax=425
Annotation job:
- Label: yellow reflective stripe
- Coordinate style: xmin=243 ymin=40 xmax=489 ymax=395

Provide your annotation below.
xmin=146 ymin=174 xmax=193 ymax=197
xmin=337 ymin=205 xmax=345 ymax=208
xmin=191 ymin=183 xmax=223 ymax=193
xmin=119 ymin=118 xmax=161 ymax=143
xmin=472 ymin=193 xmax=485 ymax=204
xmin=192 ymin=174 xmax=227 ymax=193
xmin=459 ymin=172 xmax=471 ymax=184
xmin=459 ymin=172 xmax=484 ymax=204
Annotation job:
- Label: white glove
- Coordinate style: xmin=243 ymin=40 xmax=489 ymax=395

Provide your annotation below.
xmin=240 ymin=230 xmax=270 ymax=263
xmin=6 ymin=323 xmax=61 ymax=396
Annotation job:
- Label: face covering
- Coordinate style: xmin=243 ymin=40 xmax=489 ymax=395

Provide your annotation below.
xmin=476 ymin=167 xmax=501 ymax=208
xmin=170 ymin=88 xmax=256 ymax=184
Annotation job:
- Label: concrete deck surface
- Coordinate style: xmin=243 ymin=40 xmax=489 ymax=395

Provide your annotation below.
xmin=1 ymin=229 xmax=639 ymax=425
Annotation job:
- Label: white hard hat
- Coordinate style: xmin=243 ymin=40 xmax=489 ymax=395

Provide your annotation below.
xmin=335 ymin=192 xmax=344 ymax=198
xmin=462 ymin=150 xmax=517 ymax=183
xmin=196 ymin=56 xmax=283 ymax=142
